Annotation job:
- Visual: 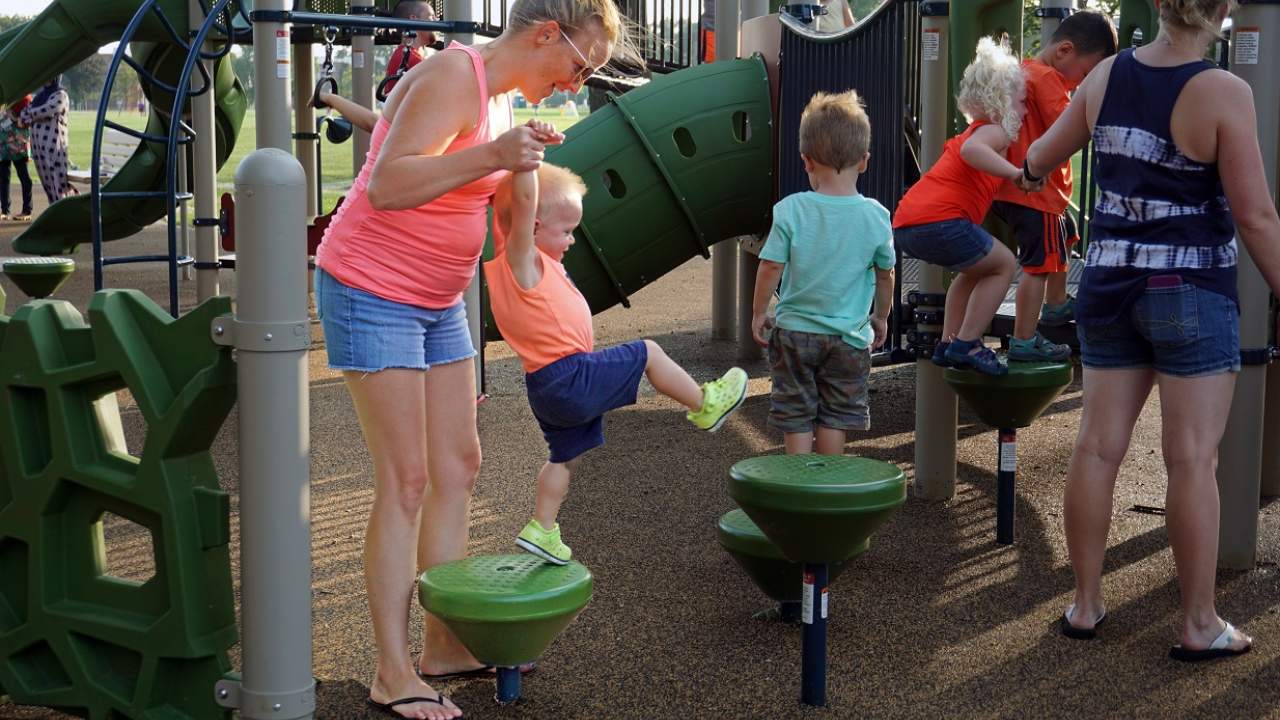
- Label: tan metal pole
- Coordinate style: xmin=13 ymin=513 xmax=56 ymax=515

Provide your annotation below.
xmin=293 ymin=42 xmax=319 ymax=222
xmin=712 ymin=0 xmax=741 ymax=340
xmin=350 ymin=0 xmax=375 ymax=174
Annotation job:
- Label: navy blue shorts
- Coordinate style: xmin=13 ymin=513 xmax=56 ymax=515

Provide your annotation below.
xmin=1077 ymin=276 xmax=1240 ymax=378
xmin=525 ymin=340 xmax=649 ymax=463
xmin=894 ymin=219 xmax=995 ymax=272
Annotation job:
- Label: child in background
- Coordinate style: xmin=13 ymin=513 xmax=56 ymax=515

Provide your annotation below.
xmin=0 ymin=96 xmax=33 ymax=221
xmin=751 ymin=90 xmax=894 ymax=455
xmin=892 ymin=38 xmax=1039 ymax=376
xmin=992 ymin=10 xmax=1117 ymax=361
xmin=485 ymin=155 xmax=748 ymax=565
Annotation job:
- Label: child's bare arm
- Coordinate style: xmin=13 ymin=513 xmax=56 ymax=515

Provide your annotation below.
xmin=317 ymin=92 xmax=379 ymax=133
xmin=870 ymin=266 xmax=894 ymax=350
xmin=960 ymin=124 xmax=1022 ymax=183
xmin=751 ymin=260 xmax=785 ymax=347
xmin=504 ymin=170 xmax=542 ymax=289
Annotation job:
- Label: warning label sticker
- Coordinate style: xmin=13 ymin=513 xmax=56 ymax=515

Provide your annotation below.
xmin=1235 ymin=27 xmax=1260 ymax=66
xmin=923 ymin=28 xmax=940 ymax=62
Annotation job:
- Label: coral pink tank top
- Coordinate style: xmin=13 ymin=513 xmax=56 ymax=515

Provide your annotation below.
xmin=483 ymin=249 xmax=594 ymax=373
xmin=316 ymin=43 xmax=512 ymax=309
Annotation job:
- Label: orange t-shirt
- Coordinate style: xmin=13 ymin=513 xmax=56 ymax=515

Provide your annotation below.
xmin=483 ymin=249 xmax=594 ymax=373
xmin=993 ymin=59 xmax=1077 ymax=214
xmin=893 ymin=121 xmax=1005 ymax=228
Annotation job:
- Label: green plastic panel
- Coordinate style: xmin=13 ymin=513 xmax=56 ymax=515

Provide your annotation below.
xmin=542 ymin=56 xmax=773 ymax=315
xmin=2 ymin=258 xmax=76 ymax=300
xmin=0 ymin=290 xmax=237 ymax=719
xmin=948 ymin=0 xmax=1023 ymax=133
xmin=944 ymin=361 xmax=1072 ymax=429
xmin=717 ymin=509 xmax=861 ymax=604
xmin=728 ymin=455 xmax=906 ymax=563
xmin=15 ymin=42 xmax=248 ymax=255
xmin=1118 ymin=0 xmax=1158 ymax=49
xmin=419 ymin=555 xmax=592 ymax=667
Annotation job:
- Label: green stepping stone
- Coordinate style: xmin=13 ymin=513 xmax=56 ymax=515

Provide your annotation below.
xmin=945 ymin=361 xmax=1073 ymax=429
xmin=3 ymin=257 xmax=75 ymax=299
xmin=728 ymin=455 xmax=906 ymax=563
xmin=717 ymin=508 xmax=863 ymax=604
xmin=419 ymin=554 xmax=592 ymax=667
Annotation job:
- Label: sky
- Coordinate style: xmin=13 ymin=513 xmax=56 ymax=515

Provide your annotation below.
xmin=8 ymin=0 xmax=53 ymax=16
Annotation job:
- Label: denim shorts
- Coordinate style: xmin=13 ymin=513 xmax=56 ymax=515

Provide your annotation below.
xmin=894 ymin=219 xmax=995 ymax=272
xmin=1077 ymin=276 xmax=1240 ymax=378
xmin=525 ymin=340 xmax=649 ymax=463
xmin=314 ymin=267 xmax=476 ymax=372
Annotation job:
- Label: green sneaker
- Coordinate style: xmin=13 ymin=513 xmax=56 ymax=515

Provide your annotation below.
xmin=1040 ymin=296 xmax=1076 ymax=327
xmin=1008 ymin=332 xmax=1071 ymax=362
xmin=687 ymin=367 xmax=748 ymax=432
xmin=515 ymin=519 xmax=571 ymax=565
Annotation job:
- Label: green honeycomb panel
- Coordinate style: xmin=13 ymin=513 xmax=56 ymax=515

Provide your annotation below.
xmin=0 ymin=290 xmax=237 ymax=719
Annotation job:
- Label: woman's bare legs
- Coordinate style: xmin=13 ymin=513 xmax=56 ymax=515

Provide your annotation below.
xmin=414 ymin=358 xmax=486 ymax=676
xmin=345 ymin=368 xmax=462 ymax=720
xmin=1156 ymin=371 xmax=1253 ymax=652
xmin=1063 ymin=367 xmax=1153 ymax=630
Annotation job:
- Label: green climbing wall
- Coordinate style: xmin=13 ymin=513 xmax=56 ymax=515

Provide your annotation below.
xmin=0 ymin=291 xmax=237 ymax=719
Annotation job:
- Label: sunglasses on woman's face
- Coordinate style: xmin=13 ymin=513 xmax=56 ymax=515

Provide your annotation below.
xmin=559 ymin=29 xmax=603 ymax=85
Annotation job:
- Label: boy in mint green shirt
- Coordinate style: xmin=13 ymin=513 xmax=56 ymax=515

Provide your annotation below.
xmin=751 ymin=89 xmax=895 ymax=455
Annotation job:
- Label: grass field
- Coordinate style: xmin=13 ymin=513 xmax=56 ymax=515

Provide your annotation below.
xmin=68 ymin=107 xmax=586 ymax=213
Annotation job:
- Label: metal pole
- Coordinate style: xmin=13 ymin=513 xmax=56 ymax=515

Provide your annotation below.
xmin=1248 ymin=3 xmax=1280 ymax=499
xmin=1219 ymin=1 xmax=1279 ymax=569
xmin=711 ymin=0 xmax=740 ymax=340
xmin=996 ymin=429 xmax=1016 ymax=544
xmin=222 ymin=148 xmax=314 ymax=719
xmin=190 ymin=11 xmax=220 ymax=301
xmin=800 ymin=563 xmax=828 ymax=707
xmin=914 ymin=2 xmax=958 ymax=500
xmin=735 ymin=0 xmax=767 ymax=361
xmin=254 ymin=0 xmax=294 ymax=151
xmin=495 ymin=667 xmax=521 ymax=704
xmin=294 ymin=42 xmax=319 ymax=222
xmin=445 ymin=0 xmax=475 ymax=44
xmin=350 ymin=0 xmax=375 ymax=174
xmin=1039 ymin=0 xmax=1071 ymax=48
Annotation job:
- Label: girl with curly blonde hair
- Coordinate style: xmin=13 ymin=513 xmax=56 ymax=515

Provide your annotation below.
xmin=892 ymin=37 xmax=1034 ymax=375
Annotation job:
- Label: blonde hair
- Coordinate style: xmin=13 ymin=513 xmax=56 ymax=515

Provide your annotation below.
xmin=799 ymin=90 xmax=871 ymax=172
xmin=1160 ymin=0 xmax=1234 ymax=36
xmin=494 ymin=163 xmax=588 ymax=235
xmin=507 ymin=0 xmax=644 ymax=68
xmin=956 ymin=37 xmax=1025 ymax=142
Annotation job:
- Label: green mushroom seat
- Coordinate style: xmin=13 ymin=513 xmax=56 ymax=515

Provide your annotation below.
xmin=717 ymin=508 xmax=863 ymax=604
xmin=728 ymin=455 xmax=906 ymax=564
xmin=3 ymin=257 xmax=75 ymax=299
xmin=418 ymin=554 xmax=593 ymax=668
xmin=944 ymin=361 xmax=1073 ymax=429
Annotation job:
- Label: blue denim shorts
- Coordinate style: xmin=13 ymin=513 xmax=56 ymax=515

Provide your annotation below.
xmin=1077 ymin=276 xmax=1240 ymax=378
xmin=315 ymin=267 xmax=476 ymax=373
xmin=525 ymin=340 xmax=649 ymax=463
xmin=895 ymin=219 xmax=995 ymax=272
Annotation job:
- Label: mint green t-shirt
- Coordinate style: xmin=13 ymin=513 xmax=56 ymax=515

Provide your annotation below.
xmin=759 ymin=191 xmax=895 ymax=349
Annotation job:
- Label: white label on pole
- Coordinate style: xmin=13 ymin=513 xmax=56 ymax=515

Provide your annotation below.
xmin=802 ymin=572 xmax=814 ymax=624
xmin=1000 ymin=439 xmax=1017 ymax=473
xmin=275 ymin=29 xmax=289 ymax=79
xmin=1235 ymin=27 xmax=1260 ymax=66
xmin=353 ymin=50 xmax=365 ymax=69
xmin=820 ymin=587 xmax=828 ymax=619
xmin=923 ymin=28 xmax=940 ymax=62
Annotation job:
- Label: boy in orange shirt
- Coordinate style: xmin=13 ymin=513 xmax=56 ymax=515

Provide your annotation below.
xmin=485 ymin=158 xmax=748 ymax=565
xmin=991 ymin=10 xmax=1117 ymax=360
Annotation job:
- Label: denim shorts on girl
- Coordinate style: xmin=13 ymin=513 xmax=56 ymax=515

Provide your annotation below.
xmin=524 ymin=340 xmax=649 ymax=463
xmin=894 ymin=219 xmax=994 ymax=272
xmin=314 ymin=267 xmax=476 ymax=372
xmin=1077 ymin=275 xmax=1240 ymax=378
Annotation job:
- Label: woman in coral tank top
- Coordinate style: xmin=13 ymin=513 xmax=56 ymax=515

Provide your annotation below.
xmin=312 ymin=0 xmax=634 ymax=715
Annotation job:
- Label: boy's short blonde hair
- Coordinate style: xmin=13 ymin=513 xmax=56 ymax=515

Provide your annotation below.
xmin=798 ymin=90 xmax=870 ymax=172
xmin=494 ymin=163 xmax=588 ymax=235
xmin=956 ymin=36 xmax=1025 ymax=141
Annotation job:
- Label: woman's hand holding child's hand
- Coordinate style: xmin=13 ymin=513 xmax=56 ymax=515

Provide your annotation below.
xmin=524 ymin=119 xmax=565 ymax=145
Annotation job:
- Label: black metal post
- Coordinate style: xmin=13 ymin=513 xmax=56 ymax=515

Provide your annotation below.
xmin=495 ymin=666 xmax=521 ymax=704
xmin=997 ymin=428 xmax=1016 ymax=545
xmin=800 ymin=562 xmax=828 ymax=706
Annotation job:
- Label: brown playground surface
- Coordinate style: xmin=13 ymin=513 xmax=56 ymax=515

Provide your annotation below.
xmin=3 ymin=203 xmax=1280 ymax=719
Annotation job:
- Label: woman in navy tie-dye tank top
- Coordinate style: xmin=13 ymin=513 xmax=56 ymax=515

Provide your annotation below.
xmin=1026 ymin=0 xmax=1280 ymax=661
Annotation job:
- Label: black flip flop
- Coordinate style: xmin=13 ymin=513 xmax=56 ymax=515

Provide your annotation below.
xmin=1170 ymin=622 xmax=1252 ymax=662
xmin=418 ymin=664 xmax=495 ymax=681
xmin=1060 ymin=604 xmax=1107 ymax=640
xmin=366 ymin=693 xmax=459 ymax=718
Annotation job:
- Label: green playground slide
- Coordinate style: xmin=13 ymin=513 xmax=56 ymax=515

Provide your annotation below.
xmin=4 ymin=35 xmax=247 ymax=255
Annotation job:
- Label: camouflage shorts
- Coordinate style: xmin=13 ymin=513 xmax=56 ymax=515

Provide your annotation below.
xmin=767 ymin=327 xmax=872 ymax=433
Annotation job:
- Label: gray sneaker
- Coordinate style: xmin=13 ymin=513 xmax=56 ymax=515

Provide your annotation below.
xmin=1008 ymin=333 xmax=1071 ymax=362
xmin=1040 ymin=296 xmax=1076 ymax=327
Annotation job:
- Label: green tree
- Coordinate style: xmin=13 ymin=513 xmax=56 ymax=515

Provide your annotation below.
xmin=0 ymin=14 xmax=31 ymax=35
xmin=63 ymin=54 xmax=111 ymax=110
